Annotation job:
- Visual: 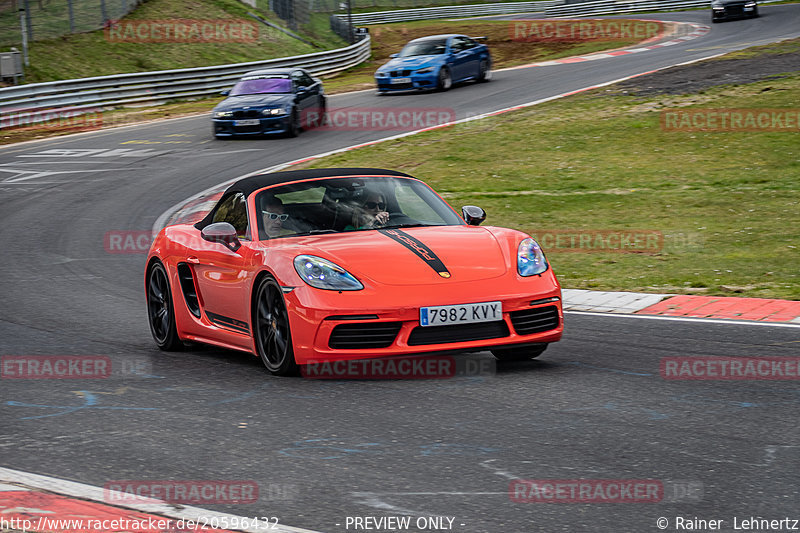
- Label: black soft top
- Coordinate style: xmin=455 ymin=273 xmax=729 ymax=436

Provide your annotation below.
xmin=227 ymin=167 xmax=415 ymax=197
xmin=196 ymin=168 xmax=416 ymax=230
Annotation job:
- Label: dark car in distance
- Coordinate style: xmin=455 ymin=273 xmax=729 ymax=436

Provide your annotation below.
xmin=212 ymin=68 xmax=325 ymax=138
xmin=712 ymin=0 xmax=758 ymax=22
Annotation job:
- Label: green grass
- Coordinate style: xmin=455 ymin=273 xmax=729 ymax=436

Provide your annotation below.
xmin=294 ymin=55 xmax=800 ymax=299
xmin=5 ymin=0 xmax=347 ymax=83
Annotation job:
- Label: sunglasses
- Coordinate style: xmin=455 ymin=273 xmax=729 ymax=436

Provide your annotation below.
xmin=262 ymin=210 xmax=289 ymax=221
xmin=363 ymin=201 xmax=386 ymax=210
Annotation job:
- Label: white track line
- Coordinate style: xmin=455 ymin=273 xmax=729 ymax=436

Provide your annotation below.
xmin=0 ymin=467 xmax=322 ymax=533
xmin=565 ymin=311 xmax=800 ymax=328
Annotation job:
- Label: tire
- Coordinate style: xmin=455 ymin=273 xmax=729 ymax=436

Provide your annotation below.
xmin=253 ymin=276 xmax=298 ymax=376
xmin=491 ymin=343 xmax=548 ymax=361
xmin=146 ymin=261 xmax=182 ymax=351
xmin=477 ymin=59 xmax=491 ymax=82
xmin=306 ymin=95 xmax=328 ymax=129
xmin=286 ymin=108 xmax=299 ymax=138
xmin=436 ymin=67 xmax=452 ymax=92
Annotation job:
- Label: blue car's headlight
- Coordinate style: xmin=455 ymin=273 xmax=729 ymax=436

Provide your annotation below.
xmin=375 ymin=72 xmax=387 ymax=78
xmin=517 ymin=238 xmax=548 ymax=277
xmin=416 ymin=67 xmax=434 ymax=74
xmin=262 ymin=108 xmax=285 ymax=116
xmin=294 ymin=255 xmax=363 ymax=291
xmin=214 ymin=111 xmax=233 ymax=118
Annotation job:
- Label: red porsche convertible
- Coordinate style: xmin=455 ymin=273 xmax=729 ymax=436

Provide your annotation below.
xmin=146 ymin=168 xmax=563 ymax=375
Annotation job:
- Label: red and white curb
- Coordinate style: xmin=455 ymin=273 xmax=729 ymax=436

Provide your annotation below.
xmin=506 ymin=21 xmax=710 ymax=71
xmin=563 ymin=289 xmax=800 ymax=325
xmin=0 ymin=468 xmax=320 ymax=533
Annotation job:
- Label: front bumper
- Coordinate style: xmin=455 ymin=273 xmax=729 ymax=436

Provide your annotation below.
xmin=712 ymin=3 xmax=757 ymax=19
xmin=285 ymin=275 xmax=564 ymax=364
xmin=375 ymin=70 xmax=439 ymax=92
xmin=213 ymin=115 xmax=291 ymax=136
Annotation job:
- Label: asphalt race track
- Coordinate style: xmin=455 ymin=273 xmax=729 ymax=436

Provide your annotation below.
xmin=1 ymin=6 xmax=799 ymax=532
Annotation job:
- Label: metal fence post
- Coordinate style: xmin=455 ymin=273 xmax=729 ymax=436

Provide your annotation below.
xmin=68 ymin=0 xmax=75 ymax=32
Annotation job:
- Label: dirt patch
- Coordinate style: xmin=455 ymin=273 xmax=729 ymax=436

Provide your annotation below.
xmin=616 ymin=52 xmax=800 ymax=95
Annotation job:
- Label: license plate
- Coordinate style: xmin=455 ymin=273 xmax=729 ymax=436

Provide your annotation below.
xmin=234 ymin=119 xmax=260 ymax=126
xmin=391 ymin=77 xmax=411 ymax=84
xmin=420 ymin=301 xmax=502 ymax=327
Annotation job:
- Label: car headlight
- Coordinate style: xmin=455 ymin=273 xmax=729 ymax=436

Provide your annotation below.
xmin=416 ymin=67 xmax=434 ymax=74
xmin=375 ymin=72 xmax=387 ymax=78
xmin=517 ymin=238 xmax=548 ymax=277
xmin=262 ymin=108 xmax=285 ymax=116
xmin=294 ymin=255 xmax=363 ymax=291
xmin=214 ymin=111 xmax=233 ymax=118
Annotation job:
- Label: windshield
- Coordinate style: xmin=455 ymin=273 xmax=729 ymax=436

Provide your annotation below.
xmin=230 ymin=77 xmax=291 ymax=96
xmin=398 ymin=39 xmax=448 ymax=57
xmin=254 ymin=176 xmax=464 ymax=240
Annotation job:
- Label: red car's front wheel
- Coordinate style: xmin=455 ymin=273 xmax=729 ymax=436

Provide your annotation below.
xmin=254 ymin=276 xmax=298 ymax=376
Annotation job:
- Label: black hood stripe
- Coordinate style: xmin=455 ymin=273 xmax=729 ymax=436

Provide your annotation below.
xmin=379 ymin=229 xmax=451 ymax=279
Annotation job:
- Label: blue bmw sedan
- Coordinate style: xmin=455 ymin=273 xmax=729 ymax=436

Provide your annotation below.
xmin=212 ymin=68 xmax=325 ymax=138
xmin=374 ymin=34 xmax=491 ymax=94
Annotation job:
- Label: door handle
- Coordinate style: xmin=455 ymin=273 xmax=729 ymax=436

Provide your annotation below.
xmin=187 ymin=256 xmax=199 ymax=264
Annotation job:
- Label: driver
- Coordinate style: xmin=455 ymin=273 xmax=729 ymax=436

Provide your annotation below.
xmin=345 ymin=191 xmax=389 ymax=230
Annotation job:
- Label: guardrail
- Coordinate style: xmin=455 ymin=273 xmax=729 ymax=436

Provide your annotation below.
xmin=333 ymin=1 xmax=563 ymax=25
xmin=544 ymin=0 xmax=782 ymax=17
xmin=0 ymin=35 xmax=371 ymax=115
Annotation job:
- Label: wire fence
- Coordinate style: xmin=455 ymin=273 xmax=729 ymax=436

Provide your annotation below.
xmin=0 ymin=0 xmax=141 ymax=49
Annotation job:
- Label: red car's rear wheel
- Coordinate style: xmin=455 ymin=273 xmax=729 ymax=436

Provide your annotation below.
xmin=254 ymin=276 xmax=298 ymax=376
xmin=147 ymin=261 xmax=182 ymax=351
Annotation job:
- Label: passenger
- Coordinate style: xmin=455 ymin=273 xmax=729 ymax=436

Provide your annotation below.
xmin=262 ymin=196 xmax=290 ymax=238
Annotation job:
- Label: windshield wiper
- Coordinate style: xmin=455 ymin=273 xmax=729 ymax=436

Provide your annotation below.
xmin=291 ymin=229 xmax=338 ymax=236
xmin=380 ymin=223 xmax=436 ymax=230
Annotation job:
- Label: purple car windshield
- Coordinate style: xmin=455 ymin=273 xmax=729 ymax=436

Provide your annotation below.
xmin=230 ymin=78 xmax=292 ymax=95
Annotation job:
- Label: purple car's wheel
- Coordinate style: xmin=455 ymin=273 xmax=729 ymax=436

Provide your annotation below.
xmin=286 ymin=108 xmax=300 ymax=138
xmin=147 ymin=261 xmax=182 ymax=351
xmin=491 ymin=343 xmax=548 ymax=361
xmin=254 ymin=276 xmax=298 ymax=376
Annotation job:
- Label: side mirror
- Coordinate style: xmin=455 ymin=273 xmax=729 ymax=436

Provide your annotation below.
xmin=390 ymin=53 xmax=399 ymax=58
xmin=201 ymin=222 xmax=241 ymax=252
xmin=462 ymin=205 xmax=486 ymax=226
xmin=220 ymin=89 xmax=230 ymax=96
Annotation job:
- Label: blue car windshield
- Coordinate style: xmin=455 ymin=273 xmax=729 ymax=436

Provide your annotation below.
xmin=398 ymin=39 xmax=447 ymax=57
xmin=230 ymin=78 xmax=292 ymax=96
